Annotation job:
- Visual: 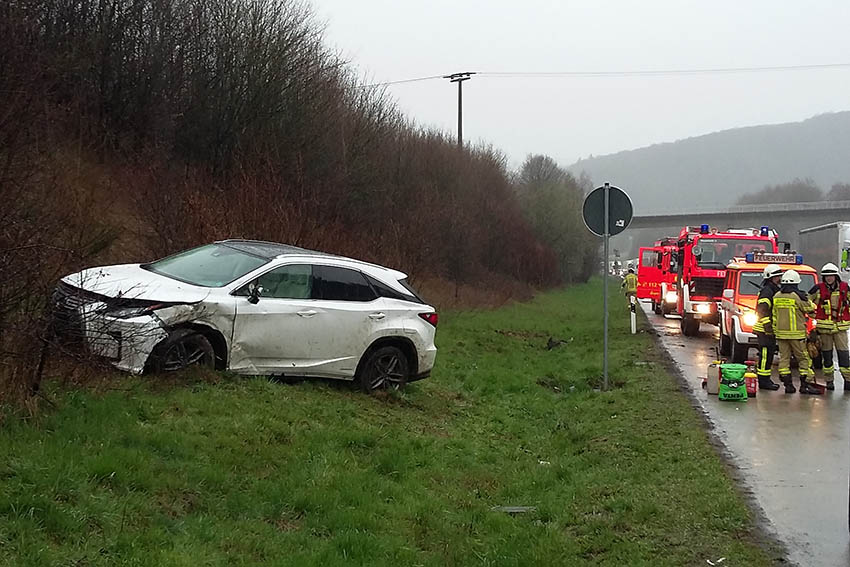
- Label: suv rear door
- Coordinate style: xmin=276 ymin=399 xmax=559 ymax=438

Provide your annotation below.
xmin=307 ymin=264 xmax=385 ymax=377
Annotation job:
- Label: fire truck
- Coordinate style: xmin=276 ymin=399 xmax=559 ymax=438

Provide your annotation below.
xmin=637 ymin=237 xmax=679 ymax=315
xmin=676 ymin=225 xmax=780 ymax=336
xmin=719 ymin=252 xmax=818 ymax=363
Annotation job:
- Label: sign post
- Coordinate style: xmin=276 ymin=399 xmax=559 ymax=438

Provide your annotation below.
xmin=582 ymin=183 xmax=634 ymax=390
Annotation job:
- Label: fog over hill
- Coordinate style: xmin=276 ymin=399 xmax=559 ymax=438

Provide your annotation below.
xmin=568 ymin=112 xmax=850 ymax=214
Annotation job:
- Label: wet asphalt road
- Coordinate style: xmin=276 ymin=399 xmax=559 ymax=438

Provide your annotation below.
xmin=640 ymin=302 xmax=850 ymax=567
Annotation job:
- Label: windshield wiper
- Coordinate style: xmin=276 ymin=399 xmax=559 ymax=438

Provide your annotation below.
xmin=747 ymin=280 xmax=763 ymax=291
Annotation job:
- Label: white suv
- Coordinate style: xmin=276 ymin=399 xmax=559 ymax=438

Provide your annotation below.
xmin=52 ymin=240 xmax=438 ymax=391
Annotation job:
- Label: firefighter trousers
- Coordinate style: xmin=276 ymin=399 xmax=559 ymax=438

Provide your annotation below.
xmin=755 ymin=332 xmax=776 ymax=379
xmin=778 ymin=338 xmax=812 ymax=382
xmin=819 ymin=330 xmax=850 ymax=381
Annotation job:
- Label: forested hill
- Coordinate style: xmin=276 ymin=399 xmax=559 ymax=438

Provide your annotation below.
xmin=568 ymin=111 xmax=850 ymax=214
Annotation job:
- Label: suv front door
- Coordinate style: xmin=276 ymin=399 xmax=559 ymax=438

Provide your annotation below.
xmin=230 ymin=264 xmax=322 ymax=373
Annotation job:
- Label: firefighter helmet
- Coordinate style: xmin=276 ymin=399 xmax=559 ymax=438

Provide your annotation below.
xmin=762 ymin=264 xmax=783 ymax=279
xmin=821 ymin=262 xmax=840 ymax=277
xmin=781 ymin=269 xmax=801 ymax=285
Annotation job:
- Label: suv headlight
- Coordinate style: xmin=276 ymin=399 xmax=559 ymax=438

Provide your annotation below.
xmin=742 ymin=312 xmax=758 ymax=327
xmin=695 ymin=303 xmax=711 ymax=314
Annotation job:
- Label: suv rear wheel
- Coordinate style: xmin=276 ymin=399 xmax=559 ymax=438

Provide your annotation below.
xmin=357 ymin=345 xmax=409 ymax=393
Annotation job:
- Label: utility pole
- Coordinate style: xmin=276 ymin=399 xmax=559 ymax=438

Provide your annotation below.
xmin=443 ymin=72 xmax=475 ymax=147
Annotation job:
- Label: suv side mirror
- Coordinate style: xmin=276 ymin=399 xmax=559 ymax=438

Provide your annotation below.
xmin=722 ymin=289 xmax=734 ymax=299
xmin=247 ymin=282 xmax=263 ymax=304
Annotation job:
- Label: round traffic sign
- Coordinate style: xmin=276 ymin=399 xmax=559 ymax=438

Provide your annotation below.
xmin=582 ymin=184 xmax=633 ymax=237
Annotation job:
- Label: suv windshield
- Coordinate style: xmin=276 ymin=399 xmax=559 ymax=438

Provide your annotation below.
xmin=142 ymin=244 xmax=269 ymax=287
xmin=693 ymin=238 xmax=771 ymax=267
xmin=737 ymin=271 xmax=816 ymax=296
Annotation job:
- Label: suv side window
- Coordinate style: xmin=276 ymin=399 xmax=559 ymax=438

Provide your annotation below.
xmin=313 ymin=265 xmax=377 ymax=302
xmin=237 ymin=264 xmax=313 ymax=299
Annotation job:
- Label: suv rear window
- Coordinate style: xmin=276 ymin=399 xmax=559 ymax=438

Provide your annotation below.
xmin=398 ymin=278 xmax=426 ymax=304
xmin=365 ymin=274 xmax=418 ymax=302
xmin=313 ymin=265 xmax=377 ymax=302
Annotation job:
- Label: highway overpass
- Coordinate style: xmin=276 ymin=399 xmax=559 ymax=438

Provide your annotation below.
xmin=613 ymin=200 xmax=850 ymax=258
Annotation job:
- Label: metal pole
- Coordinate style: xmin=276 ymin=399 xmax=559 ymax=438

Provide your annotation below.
xmin=457 ymin=79 xmax=463 ymax=147
xmin=443 ymin=72 xmax=475 ymax=148
xmin=603 ymin=182 xmax=610 ymax=390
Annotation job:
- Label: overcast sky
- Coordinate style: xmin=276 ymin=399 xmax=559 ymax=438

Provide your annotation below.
xmin=312 ymin=0 xmax=850 ymax=168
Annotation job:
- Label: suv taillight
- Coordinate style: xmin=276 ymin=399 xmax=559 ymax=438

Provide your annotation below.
xmin=419 ymin=312 xmax=438 ymax=327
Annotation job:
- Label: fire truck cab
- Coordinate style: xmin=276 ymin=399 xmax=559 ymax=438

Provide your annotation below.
xmin=637 ymin=238 xmax=678 ymax=315
xmin=719 ymin=252 xmax=818 ymax=363
xmin=676 ymin=225 xmax=779 ymax=337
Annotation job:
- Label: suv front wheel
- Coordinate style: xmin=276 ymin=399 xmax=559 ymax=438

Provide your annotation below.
xmin=357 ymin=345 xmax=409 ymax=393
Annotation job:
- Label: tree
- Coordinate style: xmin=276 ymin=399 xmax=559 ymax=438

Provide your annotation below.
xmin=735 ymin=178 xmax=823 ymax=205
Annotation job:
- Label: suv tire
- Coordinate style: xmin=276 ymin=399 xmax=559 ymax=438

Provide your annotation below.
xmin=148 ymin=328 xmax=215 ymax=373
xmin=357 ymin=345 xmax=409 ymax=393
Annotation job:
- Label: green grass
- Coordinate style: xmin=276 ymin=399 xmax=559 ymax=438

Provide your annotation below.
xmin=0 ymin=282 xmax=776 ymax=566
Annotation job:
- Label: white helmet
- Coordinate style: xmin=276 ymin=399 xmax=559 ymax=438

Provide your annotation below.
xmin=821 ymin=263 xmax=840 ymax=277
xmin=781 ymin=269 xmax=801 ymax=285
xmin=763 ymin=264 xmax=783 ymax=279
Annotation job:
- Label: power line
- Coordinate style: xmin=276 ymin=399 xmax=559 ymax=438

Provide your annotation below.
xmin=479 ymin=62 xmax=850 ymax=78
xmin=362 ymin=62 xmax=850 ymax=87
xmin=362 ymin=74 xmax=447 ymax=88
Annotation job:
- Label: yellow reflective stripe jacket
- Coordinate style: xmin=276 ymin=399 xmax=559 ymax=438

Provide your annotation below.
xmin=772 ymin=291 xmax=814 ymax=340
xmin=810 ymin=287 xmax=850 ymax=332
xmin=622 ymin=273 xmax=638 ymax=293
xmin=753 ymin=296 xmax=773 ymax=334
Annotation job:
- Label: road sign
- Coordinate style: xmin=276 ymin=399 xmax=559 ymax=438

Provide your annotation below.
xmin=582 ymin=183 xmax=634 ymax=391
xmin=582 ymin=184 xmax=633 ymax=237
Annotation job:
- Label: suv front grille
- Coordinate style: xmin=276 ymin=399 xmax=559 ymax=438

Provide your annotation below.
xmin=51 ymin=282 xmax=103 ymax=343
xmin=691 ymin=277 xmax=725 ymax=300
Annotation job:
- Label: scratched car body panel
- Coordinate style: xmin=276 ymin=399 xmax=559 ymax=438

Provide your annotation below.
xmin=53 ymin=240 xmax=438 ymax=386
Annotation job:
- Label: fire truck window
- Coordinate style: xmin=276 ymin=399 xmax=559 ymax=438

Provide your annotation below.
xmin=656 ymin=252 xmax=663 ymax=266
xmin=641 ymin=250 xmax=655 ymax=267
xmin=696 ymin=238 xmax=770 ymax=266
xmin=737 ymin=272 xmax=763 ymax=295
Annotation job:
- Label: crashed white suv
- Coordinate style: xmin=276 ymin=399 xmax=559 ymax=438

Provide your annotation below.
xmin=52 ymin=240 xmax=438 ymax=391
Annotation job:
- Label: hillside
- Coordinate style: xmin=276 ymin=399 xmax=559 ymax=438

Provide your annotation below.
xmin=568 ymin=112 xmax=850 ymax=214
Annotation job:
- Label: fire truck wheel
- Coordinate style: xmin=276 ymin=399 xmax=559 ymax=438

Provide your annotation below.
xmin=719 ymin=331 xmax=732 ymax=357
xmin=681 ymin=315 xmax=700 ymax=337
xmin=653 ymin=301 xmax=662 ymax=315
xmin=731 ymin=336 xmax=749 ymax=364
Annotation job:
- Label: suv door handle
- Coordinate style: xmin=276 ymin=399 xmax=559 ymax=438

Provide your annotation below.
xmin=297 ymin=310 xmax=318 ymax=318
xmin=369 ymin=312 xmax=386 ymax=320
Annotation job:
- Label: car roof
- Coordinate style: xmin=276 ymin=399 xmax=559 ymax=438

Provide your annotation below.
xmin=216 ymin=239 xmax=406 ymax=279
xmin=726 ymin=261 xmax=817 ymax=273
xmin=217 ymin=239 xmax=331 ymax=259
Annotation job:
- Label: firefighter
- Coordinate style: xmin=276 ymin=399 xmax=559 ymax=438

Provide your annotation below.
xmin=773 ymin=269 xmax=821 ymax=394
xmin=809 ymin=263 xmax=850 ymax=390
xmin=621 ymin=267 xmax=638 ymax=304
xmin=753 ymin=263 xmax=782 ymax=390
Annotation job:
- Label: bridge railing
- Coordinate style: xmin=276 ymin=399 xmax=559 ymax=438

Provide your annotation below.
xmin=635 ymin=200 xmax=850 ymax=218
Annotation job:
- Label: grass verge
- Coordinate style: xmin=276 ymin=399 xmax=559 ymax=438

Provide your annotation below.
xmin=0 ymin=282 xmax=776 ymax=566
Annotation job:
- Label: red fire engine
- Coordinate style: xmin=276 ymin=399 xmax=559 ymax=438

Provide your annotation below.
xmin=637 ymin=237 xmax=679 ymax=315
xmin=675 ymin=225 xmax=779 ymax=336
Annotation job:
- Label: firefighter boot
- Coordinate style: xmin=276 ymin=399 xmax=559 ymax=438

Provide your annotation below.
xmin=826 ymin=380 xmax=835 ymax=391
xmin=844 ymin=378 xmax=850 ymax=392
xmin=799 ymin=378 xmax=823 ymax=395
xmin=781 ymin=375 xmax=796 ymax=394
xmin=758 ymin=377 xmax=780 ymax=391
